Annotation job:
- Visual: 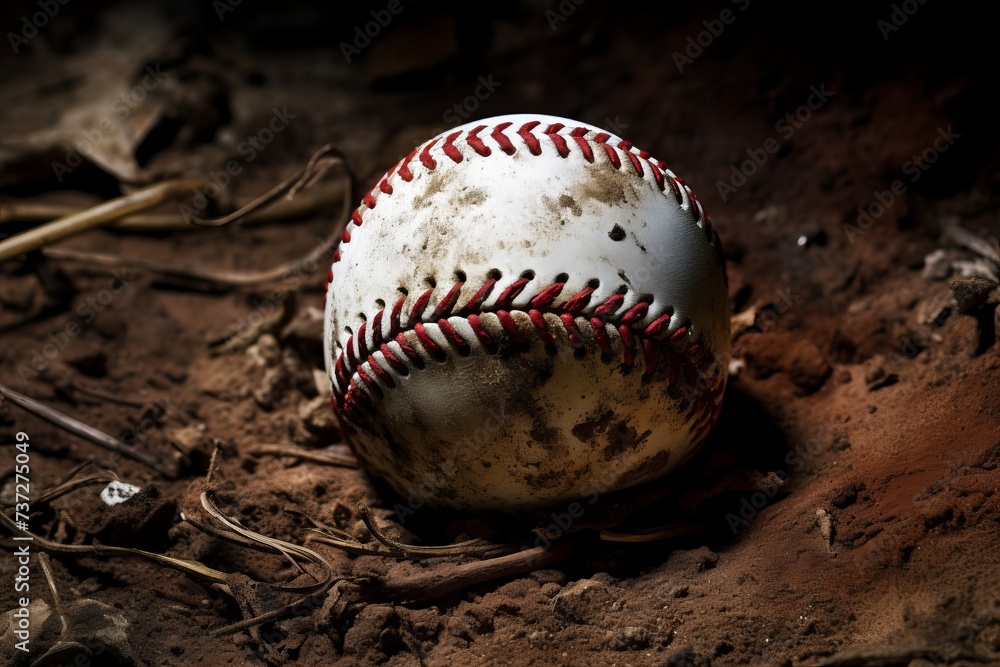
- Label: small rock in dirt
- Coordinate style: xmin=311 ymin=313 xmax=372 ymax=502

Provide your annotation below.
xmin=552 ymin=578 xmax=611 ymax=624
xmin=665 ymin=546 xmax=720 ymax=576
xmin=540 ymin=582 xmax=561 ymax=598
xmin=663 ymin=646 xmax=712 ymax=667
xmin=831 ymin=481 xmax=865 ymax=509
xmin=283 ymin=306 xmax=325 ymax=349
xmin=298 ymin=395 xmax=339 ymax=435
xmin=864 ymin=357 xmax=899 ymax=391
xmin=796 ymin=223 xmax=827 ymax=248
xmin=442 ymin=614 xmax=475 ymax=648
xmin=169 ymin=424 xmax=212 ymax=469
xmin=342 ymin=604 xmax=403 ymax=660
xmin=199 ymin=356 xmax=258 ymax=402
xmin=605 ymin=625 xmax=652 ymax=650
xmin=100 ymin=480 xmax=141 ymax=506
xmin=283 ymin=347 xmax=316 ymax=396
xmin=529 ymin=569 xmax=567 ymax=585
xmin=296 ymin=633 xmax=337 ymax=665
xmin=248 ymin=334 xmax=282 ymax=367
xmin=752 ymin=204 xmax=784 ymax=225
xmin=740 ymin=331 xmax=832 ymax=393
xmin=922 ymin=249 xmax=951 ymax=280
xmin=951 ymin=277 xmax=997 ymax=313
xmin=815 ymin=508 xmax=834 ymax=551
xmin=253 ymin=365 xmax=288 ymax=409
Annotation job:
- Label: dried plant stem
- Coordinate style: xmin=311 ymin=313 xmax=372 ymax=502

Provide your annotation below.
xmin=0 ymin=185 xmax=343 ymax=231
xmin=0 ymin=511 xmax=230 ymax=584
xmin=0 ymin=384 xmax=176 ymax=478
xmin=245 ymin=444 xmax=359 ymax=468
xmin=40 ymin=161 xmax=350 ymax=286
xmin=0 ymin=178 xmax=207 ymax=263
xmin=378 ymin=541 xmax=577 ymax=604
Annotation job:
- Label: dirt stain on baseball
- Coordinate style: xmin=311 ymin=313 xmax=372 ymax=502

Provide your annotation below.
xmin=609 ymin=224 xmax=626 ymax=241
xmin=578 ymin=162 xmax=634 ymax=207
xmin=571 ymin=408 xmax=653 ymax=461
xmin=558 ymin=193 xmax=583 ymax=216
xmin=457 ymin=187 xmax=487 ymax=207
xmin=411 ymin=170 xmax=449 ymax=210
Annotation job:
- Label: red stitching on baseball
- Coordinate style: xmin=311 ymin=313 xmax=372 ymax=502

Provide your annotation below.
xmin=562 ymin=285 xmax=595 ymax=313
xmin=593 ymin=292 xmax=624 ymax=317
xmin=356 ymin=364 xmax=374 ymax=387
xmin=529 ymin=282 xmax=564 ymax=309
xmin=367 ymin=354 xmax=395 ymax=388
xmin=687 ymin=189 xmax=702 ymax=221
xmin=431 ymin=281 xmax=464 ymax=320
xmin=572 ymin=136 xmax=594 ymax=162
xmin=547 ymin=130 xmax=570 ymax=158
xmin=491 ymin=122 xmax=515 ymax=154
xmin=460 ymin=278 xmax=497 ymax=314
xmin=331 ymin=119 xmax=720 ymax=271
xmin=618 ymin=325 xmax=635 ymax=367
xmin=398 ymin=148 xmax=417 ymax=181
xmin=620 ymin=301 xmax=649 ymax=325
xmin=438 ymin=318 xmax=470 ymax=354
xmin=380 ymin=343 xmax=407 ymax=374
xmin=518 ymin=121 xmax=542 ymax=155
xmin=414 ymin=323 xmax=445 ymax=361
xmin=409 ymin=289 xmax=433 ymax=324
xmin=395 ymin=332 xmax=420 ymax=363
xmin=345 ymin=335 xmax=357 ymax=367
xmin=668 ymin=176 xmax=683 ymax=206
xmin=466 ymin=125 xmax=492 ymax=157
xmin=467 ymin=313 xmax=495 ymax=347
xmin=619 ymin=141 xmax=644 ymax=176
xmin=495 ymin=277 xmax=531 ymax=310
xmin=560 ymin=313 xmax=584 ymax=348
xmin=335 ymin=355 xmax=348 ymax=388
xmin=419 ymin=138 xmax=439 ymax=169
xmin=443 ymin=131 xmax=463 ymax=163
xmin=327 ymin=119 xmax=725 ymax=425
xmin=390 ymin=297 xmax=405 ymax=338
xmin=497 ymin=310 xmax=527 ymax=343
xmin=530 ymin=309 xmax=554 ymax=343
xmin=648 ymin=160 xmax=665 ymax=190
xmin=357 ymin=322 xmax=369 ymax=358
xmin=643 ymin=311 xmax=673 ymax=338
xmin=591 ymin=318 xmax=612 ymax=354
xmin=334 ymin=278 xmax=717 ymax=427
xmin=371 ymin=310 xmax=384 ymax=348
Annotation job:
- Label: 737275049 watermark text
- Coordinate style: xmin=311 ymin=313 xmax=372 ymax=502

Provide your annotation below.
xmin=9 ymin=431 xmax=34 ymax=653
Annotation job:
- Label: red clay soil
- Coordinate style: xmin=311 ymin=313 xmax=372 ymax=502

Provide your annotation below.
xmin=1 ymin=2 xmax=999 ymax=666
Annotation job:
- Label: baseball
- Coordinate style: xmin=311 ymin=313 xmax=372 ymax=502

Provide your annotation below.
xmin=324 ymin=114 xmax=729 ymax=511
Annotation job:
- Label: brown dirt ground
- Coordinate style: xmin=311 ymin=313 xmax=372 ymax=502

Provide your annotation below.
xmin=2 ymin=2 xmax=999 ymax=666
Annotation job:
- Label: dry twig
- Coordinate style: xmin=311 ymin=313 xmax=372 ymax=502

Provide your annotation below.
xmin=0 ymin=178 xmax=208 ymax=262
xmin=0 ymin=384 xmax=176 ymax=477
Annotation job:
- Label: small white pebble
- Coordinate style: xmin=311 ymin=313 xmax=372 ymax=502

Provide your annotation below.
xmin=100 ymin=481 xmax=141 ymax=506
